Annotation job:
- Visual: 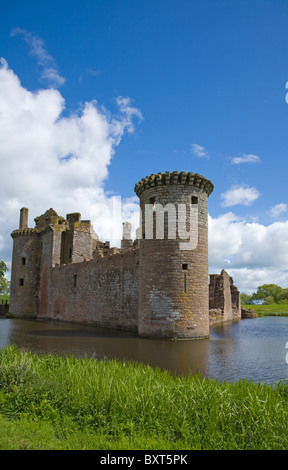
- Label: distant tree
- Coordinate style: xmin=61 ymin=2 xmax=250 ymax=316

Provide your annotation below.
xmin=0 ymin=261 xmax=9 ymax=295
xmin=0 ymin=261 xmax=8 ymax=278
xmin=250 ymin=284 xmax=284 ymax=304
xmin=278 ymin=288 xmax=288 ymax=303
xmin=240 ymin=293 xmax=252 ymax=305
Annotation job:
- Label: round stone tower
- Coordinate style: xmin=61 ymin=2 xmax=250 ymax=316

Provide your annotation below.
xmin=134 ymin=171 xmax=214 ymax=339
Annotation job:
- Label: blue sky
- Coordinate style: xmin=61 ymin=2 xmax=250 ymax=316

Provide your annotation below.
xmin=1 ymin=0 xmax=288 ymax=293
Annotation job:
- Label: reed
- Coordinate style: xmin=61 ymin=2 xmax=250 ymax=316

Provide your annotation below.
xmin=0 ymin=345 xmax=287 ymax=450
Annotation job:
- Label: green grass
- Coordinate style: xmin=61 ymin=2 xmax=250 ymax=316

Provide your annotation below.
xmin=0 ymin=294 xmax=9 ymax=303
xmin=244 ymin=303 xmax=288 ymax=316
xmin=0 ymin=346 xmax=288 ymax=450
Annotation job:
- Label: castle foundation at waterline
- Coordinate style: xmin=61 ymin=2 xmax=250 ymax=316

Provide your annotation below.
xmin=9 ymin=171 xmax=241 ymax=339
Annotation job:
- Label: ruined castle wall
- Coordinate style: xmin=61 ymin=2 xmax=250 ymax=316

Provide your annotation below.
xmin=46 ymin=249 xmax=139 ymax=330
xmin=209 ymin=270 xmax=241 ymax=324
xmin=231 ymin=284 xmax=241 ymax=318
xmin=70 ymin=222 xmax=93 ymax=263
xmin=0 ymin=301 xmax=9 ymax=316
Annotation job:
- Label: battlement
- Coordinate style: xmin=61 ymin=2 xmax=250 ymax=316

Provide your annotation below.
xmin=11 ymin=228 xmax=38 ymax=239
xmin=134 ymin=171 xmax=214 ymax=197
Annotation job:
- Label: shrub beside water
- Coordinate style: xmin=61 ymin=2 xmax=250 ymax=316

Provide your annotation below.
xmin=0 ymin=345 xmax=288 ymax=450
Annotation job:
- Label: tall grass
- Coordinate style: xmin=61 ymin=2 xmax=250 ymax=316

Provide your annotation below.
xmin=0 ymin=346 xmax=288 ymax=449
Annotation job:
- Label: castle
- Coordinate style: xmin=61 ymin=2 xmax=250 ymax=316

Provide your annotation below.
xmin=9 ymin=171 xmax=241 ymax=339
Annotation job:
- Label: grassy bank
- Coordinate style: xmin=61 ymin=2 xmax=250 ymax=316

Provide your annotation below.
xmin=0 ymin=294 xmax=9 ymax=303
xmin=0 ymin=346 xmax=288 ymax=450
xmin=244 ymin=303 xmax=288 ymax=316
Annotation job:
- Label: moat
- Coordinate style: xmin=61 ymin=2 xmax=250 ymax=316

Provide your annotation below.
xmin=1 ymin=316 xmax=288 ymax=385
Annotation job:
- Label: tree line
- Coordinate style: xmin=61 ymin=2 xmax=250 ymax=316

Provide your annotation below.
xmin=241 ymin=284 xmax=288 ymax=305
xmin=0 ymin=261 xmax=10 ymax=295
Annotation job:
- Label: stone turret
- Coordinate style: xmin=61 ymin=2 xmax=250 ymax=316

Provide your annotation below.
xmin=19 ymin=207 xmax=29 ymax=230
xmin=10 ymin=208 xmax=40 ymax=316
xmin=121 ymin=221 xmax=133 ymax=250
xmin=134 ymin=171 xmax=214 ymax=339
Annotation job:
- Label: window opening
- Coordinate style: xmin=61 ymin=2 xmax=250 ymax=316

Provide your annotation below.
xmin=191 ymin=196 xmax=198 ymax=205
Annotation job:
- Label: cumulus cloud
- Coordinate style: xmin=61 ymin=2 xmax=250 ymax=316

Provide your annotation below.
xmin=220 ymin=185 xmax=260 ymax=207
xmin=208 ymin=213 xmax=288 ymax=293
xmin=191 ymin=143 xmax=209 ymax=158
xmin=2 ymin=56 xmax=288 ymax=296
xmin=0 ymin=58 xmax=143 ymax=264
xmin=230 ymin=153 xmax=261 ymax=164
xmin=270 ymin=203 xmax=288 ymax=218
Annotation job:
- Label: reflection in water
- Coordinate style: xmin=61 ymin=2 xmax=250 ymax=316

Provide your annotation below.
xmin=1 ymin=316 xmax=288 ymax=384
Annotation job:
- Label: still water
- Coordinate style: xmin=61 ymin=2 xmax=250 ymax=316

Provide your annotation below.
xmin=1 ymin=316 xmax=288 ymax=384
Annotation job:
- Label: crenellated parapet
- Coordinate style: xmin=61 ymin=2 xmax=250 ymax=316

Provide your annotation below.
xmin=134 ymin=171 xmax=214 ymax=197
xmin=11 ymin=228 xmax=38 ymax=239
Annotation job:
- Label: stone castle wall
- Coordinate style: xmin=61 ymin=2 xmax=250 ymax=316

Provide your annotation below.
xmin=9 ymin=171 xmax=242 ymax=339
xmin=44 ymin=249 xmax=139 ymax=330
xmin=209 ymin=269 xmax=241 ymax=324
xmin=0 ymin=301 xmax=9 ymax=315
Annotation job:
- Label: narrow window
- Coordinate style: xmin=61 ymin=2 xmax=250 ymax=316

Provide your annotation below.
xmin=149 ymin=197 xmax=156 ymax=208
xmin=21 ymin=257 xmax=26 ymax=265
xmin=182 ymin=263 xmax=188 ymax=270
xmin=69 ymin=248 xmax=72 ymax=259
xmin=73 ymin=274 xmax=77 ymax=288
xmin=183 ymin=272 xmax=187 ymax=293
xmin=191 ymin=196 xmax=198 ymax=205
xmin=19 ymin=278 xmax=24 ymax=286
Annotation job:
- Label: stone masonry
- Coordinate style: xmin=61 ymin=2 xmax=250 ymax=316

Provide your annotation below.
xmin=209 ymin=269 xmax=241 ymax=324
xmin=9 ymin=171 xmax=241 ymax=339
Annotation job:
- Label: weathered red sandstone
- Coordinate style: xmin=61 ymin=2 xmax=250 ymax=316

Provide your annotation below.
xmin=9 ymin=171 xmax=241 ymax=339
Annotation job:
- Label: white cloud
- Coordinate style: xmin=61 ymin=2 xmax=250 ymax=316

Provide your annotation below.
xmin=191 ymin=143 xmax=209 ymax=158
xmin=209 ymin=213 xmax=288 ymax=293
xmin=230 ymin=153 xmax=261 ymax=164
xmin=0 ymin=58 xmax=142 ymax=265
xmin=2 ymin=56 xmax=288 ymax=298
xmin=270 ymin=203 xmax=288 ymax=218
xmin=220 ymin=185 xmax=260 ymax=207
xmin=10 ymin=28 xmax=65 ymax=88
